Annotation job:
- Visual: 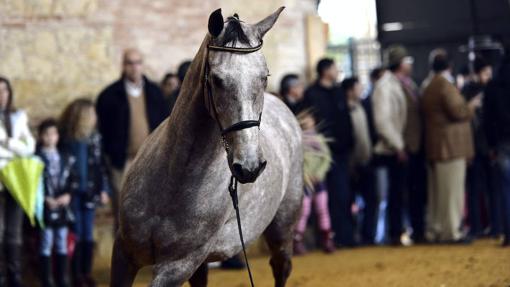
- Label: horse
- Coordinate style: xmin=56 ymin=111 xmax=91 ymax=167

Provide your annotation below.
xmin=110 ymin=7 xmax=303 ymax=287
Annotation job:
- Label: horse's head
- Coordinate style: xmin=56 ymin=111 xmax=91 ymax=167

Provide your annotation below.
xmin=205 ymin=7 xmax=284 ymax=184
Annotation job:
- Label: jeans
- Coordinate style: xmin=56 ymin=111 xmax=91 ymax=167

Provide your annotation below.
xmin=496 ymin=146 xmax=510 ymax=239
xmin=352 ymin=165 xmax=378 ymax=244
xmin=373 ymin=155 xmax=406 ymax=242
xmin=375 ymin=167 xmax=388 ymax=244
xmin=40 ymin=226 xmax=68 ymax=256
xmin=71 ymin=194 xmax=96 ymax=242
xmin=327 ymin=154 xmax=354 ymax=246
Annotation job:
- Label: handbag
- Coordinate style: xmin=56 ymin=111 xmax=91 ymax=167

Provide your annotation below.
xmin=44 ymin=204 xmax=75 ymax=226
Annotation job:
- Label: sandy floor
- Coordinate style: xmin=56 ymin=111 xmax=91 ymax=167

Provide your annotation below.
xmin=96 ymin=239 xmax=510 ymax=287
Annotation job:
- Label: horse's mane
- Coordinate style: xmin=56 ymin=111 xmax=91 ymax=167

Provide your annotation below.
xmin=220 ymin=16 xmax=251 ymax=46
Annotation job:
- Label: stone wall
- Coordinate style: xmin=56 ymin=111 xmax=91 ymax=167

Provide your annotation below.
xmin=0 ymin=0 xmax=321 ymax=125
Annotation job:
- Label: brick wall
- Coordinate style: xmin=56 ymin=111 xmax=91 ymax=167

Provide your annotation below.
xmin=0 ymin=0 xmax=320 ymax=124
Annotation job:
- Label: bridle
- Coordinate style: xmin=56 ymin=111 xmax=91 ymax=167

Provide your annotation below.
xmin=204 ymin=40 xmax=264 ymax=152
xmin=204 ymin=38 xmax=264 ymax=287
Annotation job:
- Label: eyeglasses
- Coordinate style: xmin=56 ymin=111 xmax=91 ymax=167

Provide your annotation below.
xmin=124 ymin=60 xmax=143 ymax=66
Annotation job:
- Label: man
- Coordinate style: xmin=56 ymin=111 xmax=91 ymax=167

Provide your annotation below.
xmin=362 ymin=67 xmax=386 ymax=244
xmin=401 ymin=53 xmax=427 ymax=245
xmin=343 ymin=77 xmax=377 ymax=244
xmin=167 ymin=60 xmax=192 ymax=116
xmin=371 ymin=45 xmax=411 ymax=245
xmin=279 ymin=73 xmax=305 ymax=115
xmin=303 ymin=58 xmax=354 ymax=246
xmin=421 ymin=48 xmax=448 ymax=93
xmin=483 ymin=54 xmax=510 ymax=247
xmin=422 ymin=51 xmax=480 ymax=243
xmin=96 ymin=48 xmax=168 ymax=229
xmin=462 ymin=56 xmax=497 ymax=237
xmin=161 ymin=72 xmax=180 ymax=113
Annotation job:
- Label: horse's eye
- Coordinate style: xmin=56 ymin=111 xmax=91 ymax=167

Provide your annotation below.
xmin=261 ymin=76 xmax=268 ymax=87
xmin=212 ymin=74 xmax=224 ymax=88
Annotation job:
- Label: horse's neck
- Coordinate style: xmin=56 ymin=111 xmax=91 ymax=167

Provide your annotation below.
xmin=165 ymin=48 xmax=223 ymax=175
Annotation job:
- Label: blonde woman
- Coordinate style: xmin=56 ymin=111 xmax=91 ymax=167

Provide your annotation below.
xmin=59 ymin=99 xmax=109 ymax=287
xmin=0 ymin=76 xmax=35 ymax=286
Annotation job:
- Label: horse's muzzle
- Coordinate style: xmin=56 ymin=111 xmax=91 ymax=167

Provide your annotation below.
xmin=232 ymin=160 xmax=267 ymax=184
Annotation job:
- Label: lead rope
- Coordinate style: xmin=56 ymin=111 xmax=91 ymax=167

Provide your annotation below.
xmin=228 ymin=175 xmax=255 ymax=287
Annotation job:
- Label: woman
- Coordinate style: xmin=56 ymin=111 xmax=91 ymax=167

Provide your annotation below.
xmin=0 ymin=76 xmax=36 ymax=286
xmin=59 ymin=99 xmax=110 ymax=287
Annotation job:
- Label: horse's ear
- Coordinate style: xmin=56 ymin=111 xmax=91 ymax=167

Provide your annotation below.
xmin=208 ymin=8 xmax=224 ymax=38
xmin=254 ymin=6 xmax=285 ymax=39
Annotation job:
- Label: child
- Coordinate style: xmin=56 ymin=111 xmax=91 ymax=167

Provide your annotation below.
xmin=37 ymin=118 xmax=75 ymax=287
xmin=58 ymin=99 xmax=110 ymax=287
xmin=294 ymin=113 xmax=335 ymax=255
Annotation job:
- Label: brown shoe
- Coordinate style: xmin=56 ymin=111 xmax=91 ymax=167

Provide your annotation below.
xmin=321 ymin=230 xmax=336 ymax=253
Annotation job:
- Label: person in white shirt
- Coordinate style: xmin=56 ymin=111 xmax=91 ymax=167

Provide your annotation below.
xmin=0 ymin=76 xmax=35 ymax=286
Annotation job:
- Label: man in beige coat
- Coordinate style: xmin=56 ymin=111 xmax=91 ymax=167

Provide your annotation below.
xmin=422 ymin=51 xmax=480 ymax=243
xmin=372 ymin=45 xmax=410 ymax=245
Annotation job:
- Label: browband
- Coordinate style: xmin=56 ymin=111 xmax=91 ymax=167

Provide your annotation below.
xmin=208 ymin=40 xmax=263 ymax=53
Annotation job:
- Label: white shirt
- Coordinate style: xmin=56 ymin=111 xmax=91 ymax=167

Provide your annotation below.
xmin=0 ymin=110 xmax=35 ymax=168
xmin=124 ymin=80 xmax=144 ymax=98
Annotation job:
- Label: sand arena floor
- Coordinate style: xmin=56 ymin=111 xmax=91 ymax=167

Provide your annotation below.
xmin=96 ymin=239 xmax=509 ymax=287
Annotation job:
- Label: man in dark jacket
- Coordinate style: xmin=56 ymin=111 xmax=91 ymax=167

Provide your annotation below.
xmin=96 ymin=48 xmax=168 ymax=229
xmin=462 ymin=56 xmax=498 ymax=237
xmin=483 ymin=55 xmax=510 ymax=247
xmin=303 ymin=58 xmax=355 ymax=246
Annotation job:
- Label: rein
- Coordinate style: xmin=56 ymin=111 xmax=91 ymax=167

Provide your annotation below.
xmin=205 ymin=39 xmax=263 ymax=287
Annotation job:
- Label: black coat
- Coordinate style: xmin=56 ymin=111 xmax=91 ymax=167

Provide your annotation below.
xmin=303 ymin=81 xmax=354 ymax=157
xmin=362 ymin=87 xmax=377 ymax=146
xmin=37 ymin=150 xmax=76 ymax=199
xmin=282 ymin=96 xmax=307 ymax=115
xmin=483 ymin=61 xmax=510 ymax=149
xmin=37 ymin=150 xmax=77 ymax=226
xmin=96 ymin=76 xmax=168 ymax=169
xmin=462 ymin=82 xmax=488 ymax=153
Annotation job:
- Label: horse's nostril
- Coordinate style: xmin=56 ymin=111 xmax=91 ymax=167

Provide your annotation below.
xmin=257 ymin=160 xmax=267 ymax=175
xmin=232 ymin=163 xmax=244 ymax=178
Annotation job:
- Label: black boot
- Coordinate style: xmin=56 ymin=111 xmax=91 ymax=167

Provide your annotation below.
xmin=72 ymin=242 xmax=85 ymax=287
xmin=40 ymin=256 xmax=53 ymax=287
xmin=6 ymin=244 xmax=23 ymax=287
xmin=55 ymin=254 xmax=69 ymax=287
xmin=82 ymin=242 xmax=96 ymax=287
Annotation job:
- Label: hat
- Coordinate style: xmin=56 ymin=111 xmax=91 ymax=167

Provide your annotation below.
xmin=384 ymin=45 xmax=413 ymax=68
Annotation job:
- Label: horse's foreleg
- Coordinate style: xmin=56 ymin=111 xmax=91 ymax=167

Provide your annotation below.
xmin=264 ymin=170 xmax=303 ymax=287
xmin=188 ymin=262 xmax=208 ymax=287
xmin=110 ymin=236 xmax=139 ymax=287
xmin=264 ymin=221 xmax=294 ymax=287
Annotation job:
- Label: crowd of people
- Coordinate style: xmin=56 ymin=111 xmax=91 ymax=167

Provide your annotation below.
xmin=280 ymin=45 xmax=510 ymax=255
xmin=0 ymin=42 xmax=508 ymax=286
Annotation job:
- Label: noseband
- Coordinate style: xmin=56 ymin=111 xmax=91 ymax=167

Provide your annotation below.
xmin=204 ymin=39 xmax=264 ymax=287
xmin=204 ymin=40 xmax=264 ymax=151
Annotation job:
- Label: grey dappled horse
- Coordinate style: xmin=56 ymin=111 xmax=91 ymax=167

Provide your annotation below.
xmin=110 ymin=7 xmax=303 ymax=287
